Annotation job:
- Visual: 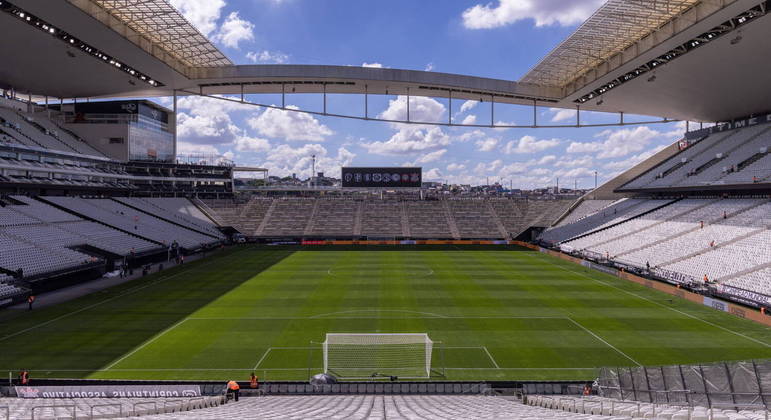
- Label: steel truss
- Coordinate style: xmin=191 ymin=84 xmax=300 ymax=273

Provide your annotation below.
xmin=178 ymin=87 xmax=676 ymax=129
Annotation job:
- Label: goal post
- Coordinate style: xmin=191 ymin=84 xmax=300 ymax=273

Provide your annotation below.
xmin=323 ymin=333 xmax=433 ymax=379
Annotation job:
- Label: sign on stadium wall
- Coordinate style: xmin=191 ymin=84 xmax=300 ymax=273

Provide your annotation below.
xmin=14 ymin=385 xmax=202 ymax=398
xmin=342 ymin=167 xmax=421 ymax=188
xmin=684 ymin=112 xmax=771 ymax=140
xmin=716 ymin=284 xmax=770 ymax=307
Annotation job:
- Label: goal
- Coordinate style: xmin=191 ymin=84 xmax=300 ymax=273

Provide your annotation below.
xmin=323 ymin=333 xmax=433 ymax=379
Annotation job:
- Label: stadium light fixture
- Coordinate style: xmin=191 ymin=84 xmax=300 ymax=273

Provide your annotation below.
xmin=1 ymin=0 xmax=163 ymax=88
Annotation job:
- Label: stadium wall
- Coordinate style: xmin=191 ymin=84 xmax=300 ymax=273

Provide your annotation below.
xmin=509 ymin=241 xmax=771 ymax=327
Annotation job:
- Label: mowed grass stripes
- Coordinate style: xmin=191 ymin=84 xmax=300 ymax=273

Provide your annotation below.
xmin=0 ymin=246 xmax=769 ymax=381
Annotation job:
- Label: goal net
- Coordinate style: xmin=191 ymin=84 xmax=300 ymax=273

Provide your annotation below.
xmin=323 ymin=333 xmax=433 ymax=379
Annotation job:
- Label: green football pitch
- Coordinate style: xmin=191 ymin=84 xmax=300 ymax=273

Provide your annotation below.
xmin=0 ymin=245 xmax=769 ymax=382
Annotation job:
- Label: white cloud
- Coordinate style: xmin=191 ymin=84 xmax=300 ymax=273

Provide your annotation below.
xmin=246 ymin=50 xmax=289 ymax=64
xmin=362 ymin=62 xmax=384 ymax=68
xmin=169 ymin=0 xmax=226 ymax=37
xmin=458 ymin=129 xmax=486 ymax=142
xmin=176 ymin=141 xmax=221 ymax=155
xmin=234 ymin=136 xmax=271 ymax=153
xmin=262 ymin=144 xmax=355 ymax=178
xmin=549 ymin=107 xmax=577 ymax=123
xmin=462 ymin=114 xmax=477 ymax=125
xmin=447 ymin=163 xmax=466 ymax=172
xmin=212 ymin=12 xmax=254 ymax=48
xmin=462 ymin=0 xmax=603 ymax=29
xmin=424 ymin=168 xmax=444 ymax=180
xmin=503 ymin=135 xmax=560 ymax=154
xmin=175 ymin=96 xmax=252 ymax=145
xmin=379 ymin=96 xmax=446 ymax=124
xmin=248 ymin=106 xmax=333 ymax=142
xmin=475 ymin=137 xmax=499 ymax=152
xmin=459 ymin=100 xmax=479 ymax=114
xmin=424 ymin=62 xmax=434 ymax=72
xmin=566 ymin=126 xmax=660 ymax=158
xmin=602 ymin=145 xmax=666 ymax=171
xmin=473 ymin=159 xmax=503 ymax=175
xmin=537 ymin=155 xmax=557 ymax=165
xmin=417 ymin=149 xmax=448 ymax=164
xmin=364 ymin=126 xmax=451 ymax=155
xmin=555 ymin=155 xmax=593 ymax=168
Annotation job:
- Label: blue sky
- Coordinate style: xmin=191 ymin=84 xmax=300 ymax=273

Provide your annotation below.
xmin=161 ymin=0 xmax=689 ymax=188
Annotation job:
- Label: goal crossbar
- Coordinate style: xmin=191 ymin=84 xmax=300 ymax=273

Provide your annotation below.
xmin=323 ymin=333 xmax=433 ymax=379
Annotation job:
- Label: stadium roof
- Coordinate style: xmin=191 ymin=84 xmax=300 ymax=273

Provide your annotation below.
xmin=520 ymin=0 xmax=701 ymax=87
xmin=68 ymin=0 xmax=232 ymax=69
xmin=1 ymin=0 xmax=770 ymax=123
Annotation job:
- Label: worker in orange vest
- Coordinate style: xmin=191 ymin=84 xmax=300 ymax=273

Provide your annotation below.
xmin=250 ymin=373 xmax=258 ymax=389
xmin=27 ymin=295 xmax=35 ymax=311
xmin=227 ymin=380 xmax=240 ymax=401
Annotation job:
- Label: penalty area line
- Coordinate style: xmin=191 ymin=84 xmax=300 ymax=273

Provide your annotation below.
xmin=566 ymin=317 xmax=642 ymax=367
xmin=253 ymin=348 xmax=272 ymax=370
xmin=481 ymin=346 xmax=500 ymax=369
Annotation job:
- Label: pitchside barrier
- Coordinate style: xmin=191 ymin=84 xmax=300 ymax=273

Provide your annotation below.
xmin=597 ymin=359 xmax=771 ymax=410
xmin=509 ymin=241 xmax=771 ymax=328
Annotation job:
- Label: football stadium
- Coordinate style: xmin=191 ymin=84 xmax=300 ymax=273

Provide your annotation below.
xmin=0 ymin=0 xmax=770 ymax=418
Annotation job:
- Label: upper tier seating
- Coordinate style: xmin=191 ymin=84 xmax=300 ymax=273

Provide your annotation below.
xmin=555 ymin=199 xmax=615 ymax=226
xmin=0 ymin=107 xmax=80 ymax=153
xmin=21 ymin=111 xmax=106 ymax=157
xmin=621 ymin=124 xmax=771 ymax=190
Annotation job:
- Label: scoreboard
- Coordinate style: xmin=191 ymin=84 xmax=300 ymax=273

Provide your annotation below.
xmin=341 ymin=167 xmax=422 ymax=188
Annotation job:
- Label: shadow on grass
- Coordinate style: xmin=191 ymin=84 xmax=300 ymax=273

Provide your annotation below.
xmin=0 ymin=246 xmax=294 ymax=379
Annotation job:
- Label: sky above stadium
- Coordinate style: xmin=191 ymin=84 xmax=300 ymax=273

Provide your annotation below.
xmin=161 ymin=0 xmax=689 ymax=188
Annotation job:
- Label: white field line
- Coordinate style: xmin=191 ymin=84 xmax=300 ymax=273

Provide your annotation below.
xmin=253 ymin=348 xmax=272 ymax=370
xmin=526 ymin=252 xmax=771 ymax=348
xmin=104 ymin=318 xmax=190 ymax=370
xmin=188 ymin=316 xmax=566 ymax=320
xmin=482 ymin=346 xmax=500 ymax=369
xmin=0 ymin=249 xmax=247 ymax=343
xmin=567 ymin=317 xmax=642 ymax=367
xmin=309 ymin=309 xmax=448 ymax=319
